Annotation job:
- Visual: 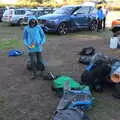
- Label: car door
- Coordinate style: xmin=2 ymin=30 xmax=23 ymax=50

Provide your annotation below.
xmin=71 ymin=6 xmax=90 ymax=29
xmin=89 ymin=7 xmax=97 ymax=20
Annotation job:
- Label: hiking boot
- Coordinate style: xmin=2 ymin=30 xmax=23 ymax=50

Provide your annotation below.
xmin=31 ymin=73 xmax=37 ymax=80
xmin=112 ymin=92 xmax=120 ymax=99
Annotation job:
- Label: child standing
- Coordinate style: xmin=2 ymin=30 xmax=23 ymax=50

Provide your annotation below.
xmin=23 ymin=16 xmax=46 ymax=79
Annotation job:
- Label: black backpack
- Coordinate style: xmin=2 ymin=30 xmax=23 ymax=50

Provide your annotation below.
xmin=79 ymin=47 xmax=95 ymax=56
xmin=79 ymin=56 xmax=92 ymax=65
xmin=81 ymin=62 xmax=111 ymax=92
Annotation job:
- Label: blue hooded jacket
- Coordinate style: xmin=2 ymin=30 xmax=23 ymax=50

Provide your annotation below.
xmin=97 ymin=9 xmax=104 ymax=20
xmin=23 ymin=16 xmax=46 ymax=53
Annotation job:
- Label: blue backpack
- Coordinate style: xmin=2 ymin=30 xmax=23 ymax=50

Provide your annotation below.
xmin=57 ymin=89 xmax=93 ymax=111
xmin=8 ymin=49 xmax=24 ymax=56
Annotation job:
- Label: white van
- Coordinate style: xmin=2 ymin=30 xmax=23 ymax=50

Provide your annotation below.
xmin=2 ymin=8 xmax=31 ymax=25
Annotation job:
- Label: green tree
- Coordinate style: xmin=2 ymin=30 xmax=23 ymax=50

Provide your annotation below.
xmin=32 ymin=0 xmax=43 ymax=3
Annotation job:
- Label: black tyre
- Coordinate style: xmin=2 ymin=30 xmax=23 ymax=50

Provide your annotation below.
xmin=57 ymin=22 xmax=68 ymax=35
xmin=89 ymin=20 xmax=97 ymax=31
xmin=10 ymin=23 xmax=15 ymax=26
xmin=18 ymin=19 xmax=23 ymax=25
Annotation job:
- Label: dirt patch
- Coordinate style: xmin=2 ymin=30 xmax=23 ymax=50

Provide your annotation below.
xmin=0 ymin=24 xmax=120 ymax=120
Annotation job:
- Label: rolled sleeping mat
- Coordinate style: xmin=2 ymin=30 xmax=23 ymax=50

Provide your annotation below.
xmin=111 ymin=67 xmax=120 ymax=83
xmin=112 ymin=23 xmax=120 ymax=33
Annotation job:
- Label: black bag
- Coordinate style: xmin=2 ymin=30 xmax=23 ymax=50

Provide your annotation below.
xmin=79 ymin=56 xmax=92 ymax=65
xmin=81 ymin=62 xmax=111 ymax=92
xmin=81 ymin=70 xmax=90 ymax=85
xmin=79 ymin=47 xmax=95 ymax=56
xmin=51 ymin=109 xmax=90 ymax=120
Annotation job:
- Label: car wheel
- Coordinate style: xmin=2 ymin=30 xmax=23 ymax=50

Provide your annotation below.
xmin=18 ymin=19 xmax=23 ymax=25
xmin=89 ymin=20 xmax=97 ymax=31
xmin=10 ymin=23 xmax=15 ymax=26
xmin=57 ymin=23 xmax=68 ymax=35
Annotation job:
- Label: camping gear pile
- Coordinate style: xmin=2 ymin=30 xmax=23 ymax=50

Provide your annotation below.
xmin=79 ymin=47 xmax=120 ymax=93
xmin=51 ymin=76 xmax=93 ymax=120
xmin=24 ymin=46 xmax=120 ymax=119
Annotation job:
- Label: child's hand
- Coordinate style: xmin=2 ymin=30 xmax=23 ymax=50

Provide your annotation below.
xmin=31 ymin=44 xmax=35 ymax=48
xmin=28 ymin=44 xmax=35 ymax=48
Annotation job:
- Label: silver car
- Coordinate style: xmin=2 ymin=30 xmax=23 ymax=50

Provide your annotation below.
xmin=2 ymin=8 xmax=32 ymax=26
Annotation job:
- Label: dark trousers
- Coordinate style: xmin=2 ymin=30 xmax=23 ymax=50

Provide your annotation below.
xmin=103 ymin=17 xmax=106 ymax=30
xmin=97 ymin=19 xmax=102 ymax=31
xmin=115 ymin=83 xmax=120 ymax=94
xmin=29 ymin=52 xmax=45 ymax=73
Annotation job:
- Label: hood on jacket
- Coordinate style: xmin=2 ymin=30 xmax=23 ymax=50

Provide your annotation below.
xmin=28 ymin=16 xmax=37 ymax=22
xmin=28 ymin=16 xmax=38 ymax=27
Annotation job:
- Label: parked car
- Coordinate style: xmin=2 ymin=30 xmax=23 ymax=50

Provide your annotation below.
xmin=22 ymin=8 xmax=54 ymax=25
xmin=38 ymin=5 xmax=98 ymax=35
xmin=22 ymin=9 xmax=45 ymax=25
xmin=0 ymin=7 xmax=6 ymax=22
xmin=2 ymin=8 xmax=31 ymax=25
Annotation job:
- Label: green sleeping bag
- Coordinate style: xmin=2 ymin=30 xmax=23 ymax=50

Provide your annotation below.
xmin=52 ymin=76 xmax=89 ymax=96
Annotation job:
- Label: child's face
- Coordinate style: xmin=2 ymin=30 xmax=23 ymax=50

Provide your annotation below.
xmin=29 ymin=19 xmax=36 ymax=27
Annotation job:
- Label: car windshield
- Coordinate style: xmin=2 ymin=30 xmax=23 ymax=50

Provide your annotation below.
xmin=33 ymin=11 xmax=43 ymax=16
xmin=54 ymin=6 xmax=76 ymax=14
xmin=74 ymin=6 xmax=90 ymax=14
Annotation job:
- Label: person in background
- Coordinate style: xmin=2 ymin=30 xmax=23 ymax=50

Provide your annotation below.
xmin=97 ymin=6 xmax=104 ymax=32
xmin=23 ymin=16 xmax=46 ymax=79
xmin=102 ymin=6 xmax=108 ymax=30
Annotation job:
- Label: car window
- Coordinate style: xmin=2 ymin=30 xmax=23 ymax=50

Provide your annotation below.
xmin=0 ymin=8 xmax=5 ymax=14
xmin=38 ymin=11 xmax=44 ymax=16
xmin=44 ymin=10 xmax=50 ymax=14
xmin=74 ymin=6 xmax=90 ymax=14
xmin=33 ymin=11 xmax=37 ymax=16
xmin=54 ymin=6 xmax=76 ymax=14
xmin=3 ymin=9 xmax=14 ymax=16
xmin=3 ymin=10 xmax=8 ymax=16
xmin=33 ymin=11 xmax=43 ymax=16
xmin=15 ymin=10 xmax=25 ymax=15
xmin=90 ymin=7 xmax=97 ymax=14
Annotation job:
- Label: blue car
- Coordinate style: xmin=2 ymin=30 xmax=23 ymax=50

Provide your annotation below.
xmin=38 ymin=5 xmax=98 ymax=35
